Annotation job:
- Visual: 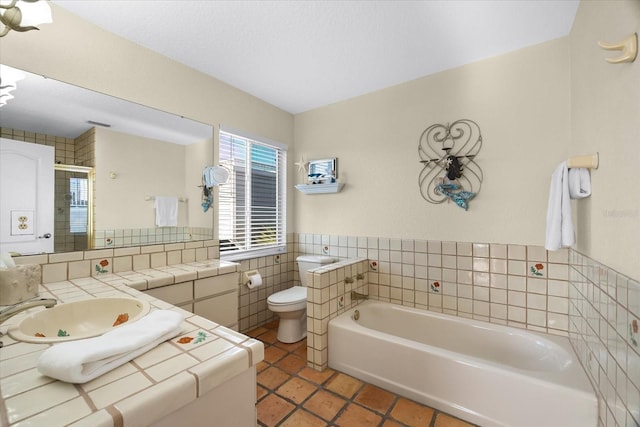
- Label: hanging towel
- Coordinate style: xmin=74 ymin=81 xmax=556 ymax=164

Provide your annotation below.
xmin=568 ymin=168 xmax=591 ymax=199
xmin=545 ymin=163 xmax=592 ymax=250
xmin=155 ymin=196 xmax=178 ymax=227
xmin=37 ymin=310 xmax=183 ymax=384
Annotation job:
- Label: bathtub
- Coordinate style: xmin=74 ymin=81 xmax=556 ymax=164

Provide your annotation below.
xmin=328 ymin=300 xmax=597 ymax=427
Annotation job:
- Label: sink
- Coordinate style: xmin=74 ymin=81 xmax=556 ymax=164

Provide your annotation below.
xmin=7 ymin=297 xmax=151 ymax=343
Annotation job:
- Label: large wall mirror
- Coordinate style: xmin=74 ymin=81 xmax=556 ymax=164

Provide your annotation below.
xmin=0 ymin=64 xmax=214 ymax=254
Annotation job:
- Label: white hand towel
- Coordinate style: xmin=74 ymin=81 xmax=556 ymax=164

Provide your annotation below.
xmin=568 ymin=168 xmax=591 ymax=199
xmin=545 ymin=162 xmax=574 ymax=251
xmin=37 ymin=310 xmax=183 ymax=384
xmin=155 ymin=196 xmax=178 ymax=227
xmin=545 ymin=164 xmax=593 ymax=251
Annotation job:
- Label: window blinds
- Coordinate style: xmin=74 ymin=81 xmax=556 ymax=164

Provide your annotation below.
xmin=218 ymin=130 xmax=286 ymax=258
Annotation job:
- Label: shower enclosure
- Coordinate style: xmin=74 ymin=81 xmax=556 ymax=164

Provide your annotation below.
xmin=54 ymin=164 xmax=93 ymax=252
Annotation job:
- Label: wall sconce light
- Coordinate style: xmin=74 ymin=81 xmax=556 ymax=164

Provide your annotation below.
xmin=0 ymin=0 xmax=52 ymax=37
xmin=0 ymin=64 xmax=25 ymax=107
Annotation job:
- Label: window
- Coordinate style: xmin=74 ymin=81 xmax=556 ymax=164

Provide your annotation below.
xmin=69 ymin=177 xmax=88 ymax=233
xmin=218 ymin=129 xmax=286 ymax=259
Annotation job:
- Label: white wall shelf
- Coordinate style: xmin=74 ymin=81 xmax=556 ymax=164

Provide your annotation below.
xmin=295 ymin=183 xmax=344 ymax=194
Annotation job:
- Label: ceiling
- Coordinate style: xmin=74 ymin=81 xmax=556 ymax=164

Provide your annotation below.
xmin=52 ymin=0 xmax=580 ymax=115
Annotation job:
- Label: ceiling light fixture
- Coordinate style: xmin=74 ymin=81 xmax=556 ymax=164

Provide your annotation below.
xmin=0 ymin=0 xmax=52 ymax=37
xmin=0 ymin=64 xmax=25 ymax=107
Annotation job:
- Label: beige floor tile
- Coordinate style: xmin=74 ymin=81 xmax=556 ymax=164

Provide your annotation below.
xmin=325 ymin=372 xmax=363 ymax=399
xmin=354 ymin=384 xmax=396 ymax=414
xmin=390 ymin=397 xmax=435 ymax=427
xmin=264 ymin=345 xmax=287 ymax=364
xmin=257 ymin=394 xmax=295 ymax=427
xmin=434 ymin=412 xmax=475 ymax=427
xmin=280 ymin=409 xmax=326 ymax=427
xmin=298 ymin=367 xmax=335 ymax=385
xmin=257 ymin=366 xmax=291 ymax=390
xmin=303 ymin=390 xmax=347 ymax=421
xmin=335 ymin=402 xmax=383 ymax=427
xmin=276 ymin=354 xmax=307 ymax=374
xmin=276 ymin=377 xmax=318 ymax=404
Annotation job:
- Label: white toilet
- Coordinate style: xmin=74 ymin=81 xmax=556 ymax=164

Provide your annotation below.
xmin=267 ymin=255 xmax=336 ymax=343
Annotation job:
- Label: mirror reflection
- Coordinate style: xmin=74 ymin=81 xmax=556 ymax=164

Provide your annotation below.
xmin=0 ymin=65 xmax=214 ymax=254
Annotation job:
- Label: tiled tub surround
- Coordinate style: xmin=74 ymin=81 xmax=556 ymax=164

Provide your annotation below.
xmin=0 ymin=277 xmax=264 ymax=426
xmin=306 ymin=258 xmax=370 ymax=371
xmin=569 ymin=251 xmax=640 ymax=427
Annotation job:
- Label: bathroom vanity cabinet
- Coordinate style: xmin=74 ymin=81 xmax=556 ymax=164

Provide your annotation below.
xmin=0 ymin=270 xmax=262 ymax=427
xmin=144 ymin=273 xmax=239 ymax=330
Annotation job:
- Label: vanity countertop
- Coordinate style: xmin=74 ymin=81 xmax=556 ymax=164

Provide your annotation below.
xmin=0 ymin=260 xmax=264 ymax=427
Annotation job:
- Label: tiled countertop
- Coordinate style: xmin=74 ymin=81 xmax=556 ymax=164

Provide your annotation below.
xmin=0 ymin=260 xmax=264 ymax=426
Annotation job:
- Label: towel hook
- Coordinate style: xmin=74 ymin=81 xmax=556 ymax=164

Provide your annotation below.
xmin=598 ymin=33 xmax=637 ymax=64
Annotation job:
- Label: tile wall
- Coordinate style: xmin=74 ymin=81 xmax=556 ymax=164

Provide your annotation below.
xmin=9 ymin=228 xmax=639 ymax=425
xmin=569 ymin=250 xmax=640 ymax=427
xmin=93 ymin=227 xmax=214 ymax=249
xmin=296 ymin=233 xmax=571 ymax=336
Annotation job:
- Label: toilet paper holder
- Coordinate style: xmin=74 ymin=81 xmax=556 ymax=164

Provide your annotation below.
xmin=243 ymin=270 xmax=262 ymax=288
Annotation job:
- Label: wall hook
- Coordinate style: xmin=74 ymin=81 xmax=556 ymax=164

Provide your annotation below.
xmin=598 ymin=33 xmax=637 ymax=64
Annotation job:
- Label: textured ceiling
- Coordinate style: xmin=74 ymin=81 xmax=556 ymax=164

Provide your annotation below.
xmin=53 ymin=0 xmax=580 ymax=114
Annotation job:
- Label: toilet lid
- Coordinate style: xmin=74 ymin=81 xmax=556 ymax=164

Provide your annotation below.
xmin=268 ymin=286 xmax=307 ymax=305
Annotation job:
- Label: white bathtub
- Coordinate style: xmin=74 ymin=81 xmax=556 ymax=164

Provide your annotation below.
xmin=328 ymin=300 xmax=597 ymax=427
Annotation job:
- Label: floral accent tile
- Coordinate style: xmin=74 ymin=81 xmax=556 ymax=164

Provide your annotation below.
xmin=105 ymin=237 xmax=114 ymax=247
xmin=274 ymin=255 xmax=280 ymax=264
xmin=322 ymin=245 xmax=329 ymax=255
xmin=430 ymin=281 xmax=441 ymax=293
xmin=95 ymin=259 xmax=109 ymax=274
xmin=338 ymin=295 xmax=344 ymax=309
xmin=530 ymin=263 xmax=544 ymax=276
xmin=176 ymin=331 xmax=208 ymax=345
xmin=631 ymin=319 xmax=638 ymax=347
xmin=369 ymin=261 xmax=378 ymax=272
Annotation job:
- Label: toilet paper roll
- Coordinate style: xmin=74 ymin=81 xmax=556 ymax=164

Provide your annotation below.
xmin=247 ymin=272 xmax=263 ymax=289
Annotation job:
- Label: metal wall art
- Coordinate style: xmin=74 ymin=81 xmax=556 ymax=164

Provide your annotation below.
xmin=418 ymin=119 xmax=483 ymax=210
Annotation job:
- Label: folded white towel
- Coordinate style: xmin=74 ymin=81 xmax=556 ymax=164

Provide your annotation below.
xmin=37 ymin=310 xmax=183 ymax=384
xmin=155 ymin=196 xmax=178 ymax=227
xmin=545 ymin=163 xmax=592 ymax=251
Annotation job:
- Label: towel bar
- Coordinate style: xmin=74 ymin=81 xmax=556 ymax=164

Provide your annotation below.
xmin=567 ymin=153 xmax=599 ymax=169
xmin=144 ymin=196 xmax=187 ymax=202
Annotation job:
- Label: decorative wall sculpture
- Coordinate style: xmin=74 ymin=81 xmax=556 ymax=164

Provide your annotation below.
xmin=418 ymin=119 xmax=483 ymax=210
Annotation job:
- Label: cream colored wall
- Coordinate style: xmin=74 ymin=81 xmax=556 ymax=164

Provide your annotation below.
xmin=95 ymin=127 xmax=186 ymax=229
xmin=569 ymin=0 xmax=639 ymax=281
xmin=294 ymin=38 xmax=571 ymax=246
xmin=0 ymin=4 xmax=294 ymax=231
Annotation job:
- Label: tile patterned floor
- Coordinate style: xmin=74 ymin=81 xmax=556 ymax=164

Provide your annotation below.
xmin=248 ymin=321 xmax=478 ymax=427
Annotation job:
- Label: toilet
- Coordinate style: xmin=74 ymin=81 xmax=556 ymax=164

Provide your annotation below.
xmin=267 ymin=255 xmax=336 ymax=343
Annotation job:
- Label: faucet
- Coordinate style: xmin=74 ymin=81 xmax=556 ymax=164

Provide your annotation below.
xmin=0 ymin=298 xmax=57 ymax=325
xmin=351 ymin=291 xmax=368 ymax=301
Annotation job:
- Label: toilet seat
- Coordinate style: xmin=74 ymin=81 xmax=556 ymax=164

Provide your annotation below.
xmin=268 ymin=286 xmax=307 ymax=306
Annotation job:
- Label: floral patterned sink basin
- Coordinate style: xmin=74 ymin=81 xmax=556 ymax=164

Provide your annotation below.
xmin=8 ymin=297 xmax=150 ymax=343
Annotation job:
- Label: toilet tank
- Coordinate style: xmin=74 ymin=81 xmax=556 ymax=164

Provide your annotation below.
xmin=297 ymin=255 xmax=336 ymax=286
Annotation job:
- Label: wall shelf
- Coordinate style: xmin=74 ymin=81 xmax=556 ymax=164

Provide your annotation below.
xmin=295 ymin=183 xmax=344 ymax=194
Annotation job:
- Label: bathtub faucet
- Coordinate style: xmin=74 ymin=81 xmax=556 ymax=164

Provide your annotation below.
xmin=351 ymin=291 xmax=369 ymax=301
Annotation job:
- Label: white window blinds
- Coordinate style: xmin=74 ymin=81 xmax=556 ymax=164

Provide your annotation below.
xmin=218 ymin=129 xmax=287 ymax=259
